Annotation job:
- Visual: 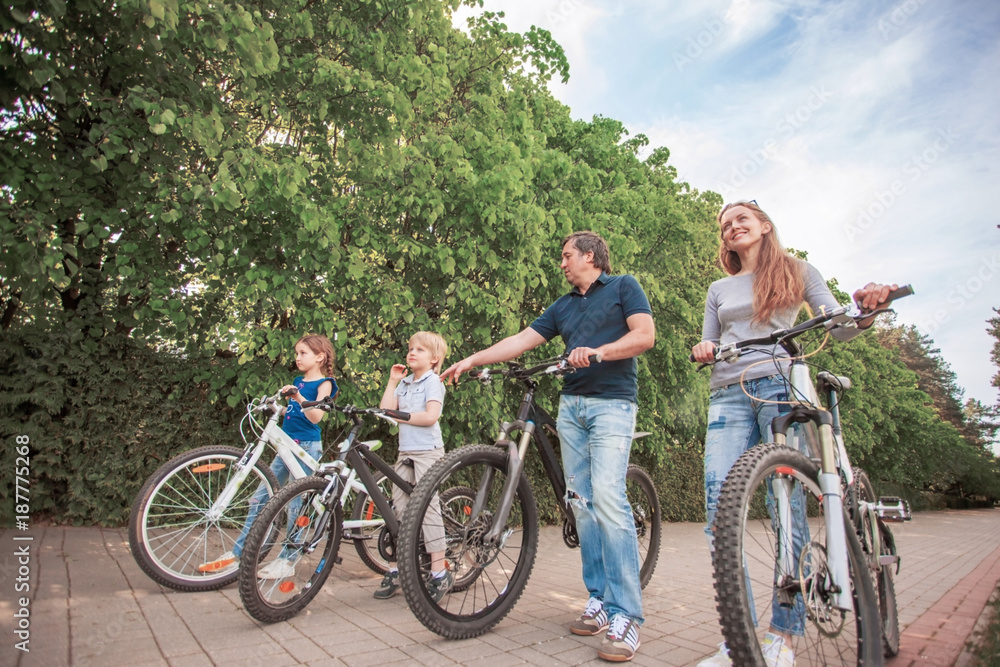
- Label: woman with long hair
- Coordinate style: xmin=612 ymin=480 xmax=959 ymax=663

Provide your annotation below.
xmin=692 ymin=200 xmax=896 ymax=666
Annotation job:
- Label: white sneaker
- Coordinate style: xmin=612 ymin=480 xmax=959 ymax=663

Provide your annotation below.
xmin=198 ymin=550 xmax=239 ymax=574
xmin=761 ymin=632 xmax=795 ymax=667
xmin=257 ymin=557 xmax=295 ymax=580
xmin=697 ymin=642 xmax=732 ymax=666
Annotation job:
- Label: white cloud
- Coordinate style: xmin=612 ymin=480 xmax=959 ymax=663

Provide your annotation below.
xmin=457 ymin=0 xmax=1000 ymax=407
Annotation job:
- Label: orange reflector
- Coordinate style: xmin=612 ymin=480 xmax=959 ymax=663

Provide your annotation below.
xmin=197 ymin=557 xmax=236 ymax=572
xmin=365 ymin=503 xmax=374 ymax=521
xmin=278 ymin=581 xmax=295 ymax=593
xmin=295 ymin=515 xmax=311 ymax=527
xmin=775 ymin=467 xmax=796 ymax=476
xmin=192 ymin=463 xmax=227 ymax=473
xmin=463 ymin=505 xmax=472 ymax=516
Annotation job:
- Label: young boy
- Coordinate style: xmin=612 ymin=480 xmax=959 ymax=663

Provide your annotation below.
xmin=375 ymin=331 xmax=453 ymax=601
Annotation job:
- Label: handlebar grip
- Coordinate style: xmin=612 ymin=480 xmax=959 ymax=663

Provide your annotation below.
xmin=588 ymin=353 xmax=602 ymax=364
xmin=300 ymin=400 xmax=318 ymax=408
xmin=468 ymin=370 xmax=482 ymax=379
xmin=383 ymin=409 xmax=410 ymax=421
xmin=280 ymin=388 xmax=297 ymax=398
xmin=886 ymin=284 xmax=914 ymax=301
xmin=689 ymin=353 xmax=696 ymax=363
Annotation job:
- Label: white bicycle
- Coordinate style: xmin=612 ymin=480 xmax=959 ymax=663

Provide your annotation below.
xmin=702 ymin=285 xmax=913 ymax=666
xmin=128 ymin=390 xmax=393 ymax=591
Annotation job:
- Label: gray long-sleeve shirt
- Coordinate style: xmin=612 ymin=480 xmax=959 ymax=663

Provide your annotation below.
xmin=701 ymin=261 xmax=858 ymax=390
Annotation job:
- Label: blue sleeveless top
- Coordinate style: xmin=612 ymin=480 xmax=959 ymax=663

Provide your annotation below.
xmin=282 ymin=376 xmax=338 ymax=441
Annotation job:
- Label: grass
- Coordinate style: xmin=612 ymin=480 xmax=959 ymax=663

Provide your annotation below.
xmin=967 ymin=584 xmax=1000 ymax=667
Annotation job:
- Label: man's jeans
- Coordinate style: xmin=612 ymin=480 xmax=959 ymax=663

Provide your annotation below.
xmin=558 ymin=395 xmax=643 ymax=623
xmin=703 ymin=375 xmax=807 ymax=636
xmin=232 ymin=439 xmax=321 ymax=558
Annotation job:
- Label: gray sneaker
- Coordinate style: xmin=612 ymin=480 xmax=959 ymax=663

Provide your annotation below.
xmin=374 ymin=571 xmax=400 ymax=599
xmin=570 ymin=597 xmax=610 ymax=636
xmin=427 ymin=569 xmax=454 ymax=603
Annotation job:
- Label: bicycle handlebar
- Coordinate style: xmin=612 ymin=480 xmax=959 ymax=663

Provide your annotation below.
xmin=299 ymin=397 xmax=411 ymax=422
xmin=468 ymin=353 xmax=602 ymax=383
xmin=689 ymin=284 xmax=914 ymax=365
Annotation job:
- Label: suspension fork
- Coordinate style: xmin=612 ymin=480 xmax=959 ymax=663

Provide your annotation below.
xmin=772 ymin=406 xmax=853 ymax=612
xmin=481 ymin=386 xmax=536 ymax=543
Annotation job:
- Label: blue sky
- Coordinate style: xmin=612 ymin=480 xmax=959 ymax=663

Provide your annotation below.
xmin=456 ymin=0 xmax=1000 ymax=412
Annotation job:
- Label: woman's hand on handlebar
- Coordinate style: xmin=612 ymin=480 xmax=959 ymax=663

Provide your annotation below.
xmin=691 ymin=341 xmax=717 ymax=364
xmin=853 ymin=282 xmax=899 ymax=313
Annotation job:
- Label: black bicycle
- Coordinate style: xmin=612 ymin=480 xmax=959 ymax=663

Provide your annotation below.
xmin=237 ymin=402 xmax=473 ymax=623
xmin=395 ymin=355 xmax=662 ymax=639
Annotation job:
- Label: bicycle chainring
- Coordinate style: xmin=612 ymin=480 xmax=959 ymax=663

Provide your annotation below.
xmin=377 ymin=526 xmax=396 ymax=562
xmin=562 ymin=519 xmax=579 ymax=549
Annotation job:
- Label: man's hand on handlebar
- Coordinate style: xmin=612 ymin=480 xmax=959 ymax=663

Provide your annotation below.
xmin=566 ymin=347 xmax=602 ymax=368
xmin=440 ymin=357 xmax=476 ymax=384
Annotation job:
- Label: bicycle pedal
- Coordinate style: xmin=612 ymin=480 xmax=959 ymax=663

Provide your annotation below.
xmin=878 ymin=554 xmax=900 ymax=567
xmin=876 ymin=496 xmax=912 ymax=522
xmin=335 ymin=556 xmax=342 ymax=565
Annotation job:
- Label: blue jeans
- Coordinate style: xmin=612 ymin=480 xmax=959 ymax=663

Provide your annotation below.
xmin=558 ymin=395 xmax=643 ymax=624
xmin=703 ymin=375 xmax=807 ymax=636
xmin=233 ymin=440 xmax=321 ymax=557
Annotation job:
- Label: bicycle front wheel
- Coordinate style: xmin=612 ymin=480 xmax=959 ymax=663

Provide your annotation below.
xmin=238 ymin=476 xmax=343 ymax=623
xmin=712 ymin=443 xmax=880 ymax=666
xmin=397 ymin=445 xmax=539 ymax=639
xmin=854 ymin=468 xmax=900 ymax=657
xmin=626 ymin=464 xmax=662 ymax=588
xmin=128 ymin=445 xmax=279 ymax=591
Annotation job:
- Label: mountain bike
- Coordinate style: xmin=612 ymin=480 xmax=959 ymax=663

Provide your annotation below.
xmin=701 ymin=285 xmax=913 ymax=666
xmin=237 ymin=401 xmax=475 ymax=623
xmin=395 ymin=355 xmax=662 ymax=639
xmin=128 ymin=390 xmax=394 ymax=592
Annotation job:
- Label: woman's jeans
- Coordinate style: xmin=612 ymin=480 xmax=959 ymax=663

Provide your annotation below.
xmin=232 ymin=439 xmax=321 ymax=558
xmin=703 ymin=375 xmax=807 ymax=636
xmin=558 ymin=395 xmax=643 ymax=624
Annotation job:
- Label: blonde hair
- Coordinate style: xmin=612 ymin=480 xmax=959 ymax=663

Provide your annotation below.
xmin=717 ymin=201 xmax=804 ymax=326
xmin=410 ymin=331 xmax=448 ymax=374
xmin=296 ymin=334 xmax=335 ymax=377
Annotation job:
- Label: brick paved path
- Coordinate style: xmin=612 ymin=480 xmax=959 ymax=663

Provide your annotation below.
xmin=2 ymin=508 xmax=998 ymax=666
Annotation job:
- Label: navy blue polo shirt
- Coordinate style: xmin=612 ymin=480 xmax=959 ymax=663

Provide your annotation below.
xmin=530 ymin=272 xmax=651 ymax=403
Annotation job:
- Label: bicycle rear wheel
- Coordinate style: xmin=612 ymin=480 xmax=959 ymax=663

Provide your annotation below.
xmin=397 ymin=445 xmax=538 ymax=639
xmin=128 ymin=445 xmax=279 ymax=591
xmin=238 ymin=476 xmax=342 ymax=623
xmin=713 ymin=443 xmax=880 ymax=666
xmin=626 ymin=464 xmax=662 ymax=588
xmin=853 ymin=468 xmax=900 ymax=657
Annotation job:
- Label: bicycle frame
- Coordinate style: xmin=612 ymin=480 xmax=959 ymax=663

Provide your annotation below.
xmin=310 ymin=409 xmax=415 ymax=545
xmin=769 ymin=354 xmax=857 ymax=613
xmin=472 ymin=374 xmax=571 ymax=544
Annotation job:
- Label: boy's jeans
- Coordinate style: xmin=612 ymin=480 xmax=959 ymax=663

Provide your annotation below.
xmin=232 ymin=439 xmax=321 ymax=558
xmin=557 ymin=395 xmax=643 ymax=624
xmin=703 ymin=375 xmax=807 ymax=636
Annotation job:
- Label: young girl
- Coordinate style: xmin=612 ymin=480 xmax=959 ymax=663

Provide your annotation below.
xmin=692 ymin=201 xmax=896 ymax=666
xmin=200 ymin=334 xmax=337 ymax=576
xmin=373 ymin=331 xmax=453 ymax=602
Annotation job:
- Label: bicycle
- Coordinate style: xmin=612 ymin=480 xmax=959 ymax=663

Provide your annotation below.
xmin=394 ymin=354 xmax=662 ymax=639
xmin=128 ymin=390 xmax=395 ymax=592
xmin=236 ymin=401 xmax=476 ymax=623
xmin=699 ymin=285 xmax=913 ymax=666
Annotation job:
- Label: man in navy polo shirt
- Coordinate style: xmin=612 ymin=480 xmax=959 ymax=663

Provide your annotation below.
xmin=441 ymin=231 xmax=655 ymax=663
